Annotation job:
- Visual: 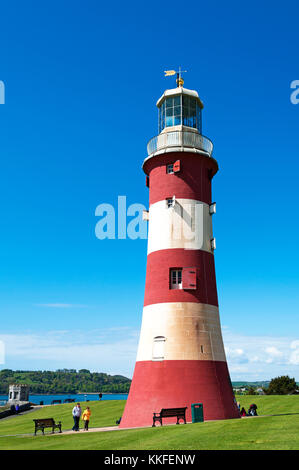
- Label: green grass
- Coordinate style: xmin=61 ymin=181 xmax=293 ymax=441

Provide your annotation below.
xmin=1 ymin=396 xmax=299 ymax=450
xmin=0 ymin=400 xmax=125 ymax=437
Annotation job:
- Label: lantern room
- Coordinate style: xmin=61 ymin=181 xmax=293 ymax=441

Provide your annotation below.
xmin=157 ymin=87 xmax=204 ymax=134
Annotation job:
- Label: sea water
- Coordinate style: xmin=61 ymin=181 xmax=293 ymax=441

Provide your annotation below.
xmin=0 ymin=393 xmax=128 ymax=406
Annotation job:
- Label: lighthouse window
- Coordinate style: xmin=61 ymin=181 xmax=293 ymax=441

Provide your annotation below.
xmin=183 ymin=95 xmax=198 ymax=129
xmin=166 ymin=198 xmax=175 ymax=208
xmin=170 ymin=268 xmax=182 ymax=289
xmin=159 ymin=96 xmax=182 ymax=131
xmin=166 ymin=164 xmax=174 ymax=174
xmin=166 ymin=116 xmax=174 ymax=127
xmin=158 ymin=95 xmax=202 ymax=133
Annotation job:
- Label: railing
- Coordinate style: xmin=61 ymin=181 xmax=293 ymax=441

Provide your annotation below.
xmin=147 ymin=130 xmax=213 ymax=157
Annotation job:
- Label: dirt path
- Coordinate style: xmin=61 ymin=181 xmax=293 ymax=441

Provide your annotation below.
xmin=55 ymin=425 xmax=120 ymax=435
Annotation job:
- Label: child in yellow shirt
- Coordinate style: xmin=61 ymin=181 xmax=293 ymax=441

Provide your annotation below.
xmin=82 ymin=406 xmax=91 ymax=431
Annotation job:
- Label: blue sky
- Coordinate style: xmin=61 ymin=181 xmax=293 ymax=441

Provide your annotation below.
xmin=0 ymin=0 xmax=298 ymax=381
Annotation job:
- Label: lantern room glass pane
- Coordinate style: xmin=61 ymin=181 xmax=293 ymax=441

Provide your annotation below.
xmin=183 ymin=95 xmax=189 ymax=107
xmin=182 ymin=97 xmax=201 ymax=131
xmin=166 ymin=116 xmax=174 ymax=127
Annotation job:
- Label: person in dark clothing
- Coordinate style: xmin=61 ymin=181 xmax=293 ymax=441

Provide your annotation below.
xmin=72 ymin=403 xmax=82 ymax=431
xmin=248 ymin=403 xmax=258 ymax=416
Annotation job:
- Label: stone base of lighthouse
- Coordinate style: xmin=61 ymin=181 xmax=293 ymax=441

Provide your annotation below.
xmin=119 ymin=302 xmax=240 ymax=428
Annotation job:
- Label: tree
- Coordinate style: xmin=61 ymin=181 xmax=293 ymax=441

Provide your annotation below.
xmin=0 ymin=369 xmax=131 ymax=394
xmin=266 ymin=375 xmax=297 ymax=395
xmin=0 ymin=369 xmax=14 ymax=378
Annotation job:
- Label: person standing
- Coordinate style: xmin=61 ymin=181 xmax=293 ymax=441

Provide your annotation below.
xmin=82 ymin=406 xmax=91 ymax=431
xmin=72 ymin=403 xmax=82 ymax=431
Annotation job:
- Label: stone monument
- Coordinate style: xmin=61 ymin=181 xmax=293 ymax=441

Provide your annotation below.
xmin=8 ymin=384 xmax=30 ymax=404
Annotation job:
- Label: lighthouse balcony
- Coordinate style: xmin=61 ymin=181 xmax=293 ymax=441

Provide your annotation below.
xmin=146 ymin=129 xmax=213 ymax=159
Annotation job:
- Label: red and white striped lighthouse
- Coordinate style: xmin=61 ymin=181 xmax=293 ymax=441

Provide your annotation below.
xmin=120 ymin=73 xmax=240 ymax=428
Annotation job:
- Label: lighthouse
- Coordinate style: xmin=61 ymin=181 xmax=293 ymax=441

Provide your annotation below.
xmin=120 ymin=72 xmax=240 ymax=428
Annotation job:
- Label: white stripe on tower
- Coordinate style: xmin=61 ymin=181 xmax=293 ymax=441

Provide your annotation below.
xmin=136 ymin=302 xmax=226 ymax=362
xmin=147 ymin=198 xmax=214 ymax=254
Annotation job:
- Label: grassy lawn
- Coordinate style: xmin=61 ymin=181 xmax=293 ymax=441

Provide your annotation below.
xmin=0 ymin=396 xmax=299 ymax=450
xmin=0 ymin=400 xmax=125 ymax=437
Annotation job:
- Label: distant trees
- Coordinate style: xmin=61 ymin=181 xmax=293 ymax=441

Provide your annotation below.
xmin=0 ymin=369 xmax=14 ymax=378
xmin=0 ymin=369 xmax=131 ymax=394
xmin=266 ymin=376 xmax=298 ymax=395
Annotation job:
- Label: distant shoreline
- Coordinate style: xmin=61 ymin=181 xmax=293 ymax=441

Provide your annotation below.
xmin=0 ymin=392 xmax=128 ymax=406
xmin=30 ymin=392 xmax=125 ymax=395
xmin=0 ymin=392 xmax=127 ymax=397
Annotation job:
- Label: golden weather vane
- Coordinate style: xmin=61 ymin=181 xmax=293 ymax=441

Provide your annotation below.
xmin=164 ymin=67 xmax=187 ymax=87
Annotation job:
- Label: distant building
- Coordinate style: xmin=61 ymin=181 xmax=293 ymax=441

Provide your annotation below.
xmin=234 ymin=387 xmax=247 ymax=394
xmin=8 ymin=384 xmax=30 ymax=404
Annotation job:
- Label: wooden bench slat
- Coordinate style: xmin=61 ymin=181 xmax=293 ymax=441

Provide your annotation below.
xmin=34 ymin=419 xmax=55 ymax=425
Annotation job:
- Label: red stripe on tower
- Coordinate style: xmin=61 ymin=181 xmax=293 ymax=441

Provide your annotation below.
xmin=119 ymin=78 xmax=240 ymax=428
xmin=144 ymin=249 xmax=218 ymax=307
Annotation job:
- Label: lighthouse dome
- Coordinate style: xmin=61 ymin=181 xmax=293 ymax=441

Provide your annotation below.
xmin=157 ymin=87 xmax=204 ymax=134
